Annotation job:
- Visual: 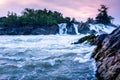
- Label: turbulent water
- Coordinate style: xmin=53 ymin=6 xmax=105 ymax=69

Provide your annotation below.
xmin=89 ymin=24 xmax=116 ymax=35
xmin=0 ymin=35 xmax=97 ymax=80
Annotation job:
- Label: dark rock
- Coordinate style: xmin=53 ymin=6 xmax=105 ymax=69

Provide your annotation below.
xmin=32 ymin=25 xmax=59 ymax=35
xmin=67 ymin=24 xmax=76 ymax=35
xmin=72 ymin=34 xmax=96 ymax=44
xmin=72 ymin=33 xmax=108 ymax=45
xmin=96 ymin=34 xmax=108 ymax=45
xmin=78 ymin=22 xmax=90 ymax=34
xmin=93 ymin=27 xmax=120 ymax=80
xmin=0 ymin=25 xmax=59 ymax=35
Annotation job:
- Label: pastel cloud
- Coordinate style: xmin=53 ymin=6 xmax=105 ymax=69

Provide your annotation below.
xmin=0 ymin=0 xmax=119 ymax=24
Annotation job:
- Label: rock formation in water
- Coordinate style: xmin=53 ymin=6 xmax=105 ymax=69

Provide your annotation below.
xmin=72 ymin=34 xmax=96 ymax=44
xmin=0 ymin=19 xmax=117 ymax=35
xmin=92 ymin=27 xmax=120 ymax=80
xmin=0 ymin=25 xmax=59 ymax=35
xmin=78 ymin=22 xmax=90 ymax=34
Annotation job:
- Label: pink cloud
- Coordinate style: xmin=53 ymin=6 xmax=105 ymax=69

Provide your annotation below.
xmin=0 ymin=0 xmax=119 ymax=24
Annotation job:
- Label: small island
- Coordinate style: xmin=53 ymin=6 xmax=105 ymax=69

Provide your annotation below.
xmin=0 ymin=5 xmax=116 ymax=35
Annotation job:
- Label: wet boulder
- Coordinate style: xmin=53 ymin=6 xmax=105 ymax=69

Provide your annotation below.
xmin=72 ymin=34 xmax=96 ymax=44
xmin=78 ymin=22 xmax=90 ymax=34
xmin=66 ymin=24 xmax=76 ymax=35
xmin=92 ymin=27 xmax=120 ymax=80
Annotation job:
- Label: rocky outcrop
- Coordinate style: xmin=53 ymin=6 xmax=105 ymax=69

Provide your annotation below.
xmin=72 ymin=34 xmax=96 ymax=44
xmin=0 ymin=25 xmax=59 ymax=35
xmin=72 ymin=34 xmax=108 ymax=45
xmin=66 ymin=24 xmax=76 ymax=34
xmin=78 ymin=22 xmax=90 ymax=34
xmin=92 ymin=27 xmax=120 ymax=80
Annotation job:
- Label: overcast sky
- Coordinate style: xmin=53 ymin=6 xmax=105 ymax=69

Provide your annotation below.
xmin=0 ymin=0 xmax=119 ymax=24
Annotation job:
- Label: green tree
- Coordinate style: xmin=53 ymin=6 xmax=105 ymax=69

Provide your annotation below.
xmin=5 ymin=12 xmax=20 ymax=27
xmin=86 ymin=18 xmax=94 ymax=24
xmin=96 ymin=5 xmax=113 ymax=24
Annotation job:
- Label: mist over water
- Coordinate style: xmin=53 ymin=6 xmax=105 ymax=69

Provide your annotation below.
xmin=0 ymin=35 xmax=97 ymax=80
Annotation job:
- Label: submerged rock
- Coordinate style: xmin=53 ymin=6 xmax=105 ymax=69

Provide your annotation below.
xmin=92 ymin=27 xmax=120 ymax=80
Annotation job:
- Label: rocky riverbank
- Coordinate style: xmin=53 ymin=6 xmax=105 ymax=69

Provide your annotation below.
xmin=72 ymin=26 xmax=120 ymax=80
xmin=92 ymin=27 xmax=120 ymax=80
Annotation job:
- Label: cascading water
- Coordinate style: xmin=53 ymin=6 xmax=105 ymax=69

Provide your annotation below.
xmin=0 ymin=23 xmax=117 ymax=80
xmin=89 ymin=24 xmax=116 ymax=35
xmin=73 ymin=24 xmax=80 ymax=35
xmin=58 ymin=23 xmax=67 ymax=35
xmin=0 ymin=35 xmax=97 ymax=80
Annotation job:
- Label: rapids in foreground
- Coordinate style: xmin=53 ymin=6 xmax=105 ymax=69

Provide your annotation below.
xmin=0 ymin=35 xmax=97 ymax=80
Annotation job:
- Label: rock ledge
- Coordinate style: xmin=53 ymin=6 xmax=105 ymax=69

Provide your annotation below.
xmin=93 ymin=27 xmax=120 ymax=80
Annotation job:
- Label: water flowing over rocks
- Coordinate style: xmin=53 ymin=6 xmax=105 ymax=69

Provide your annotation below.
xmin=0 ymin=22 xmax=117 ymax=35
xmin=72 ymin=24 xmax=119 ymax=80
xmin=92 ymin=27 xmax=120 ymax=80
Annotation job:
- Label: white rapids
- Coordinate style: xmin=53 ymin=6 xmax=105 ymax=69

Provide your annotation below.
xmin=89 ymin=24 xmax=116 ymax=35
xmin=0 ymin=35 xmax=97 ymax=80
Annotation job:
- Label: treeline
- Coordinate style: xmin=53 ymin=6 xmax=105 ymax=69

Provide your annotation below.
xmin=0 ymin=5 xmax=114 ymax=28
xmin=0 ymin=8 xmax=72 ymax=28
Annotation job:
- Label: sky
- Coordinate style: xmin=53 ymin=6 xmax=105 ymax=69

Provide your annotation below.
xmin=0 ymin=0 xmax=119 ymax=24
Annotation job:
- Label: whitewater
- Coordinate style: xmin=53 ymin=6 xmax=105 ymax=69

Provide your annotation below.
xmin=0 ymin=23 xmax=117 ymax=80
xmin=0 ymin=35 xmax=97 ymax=80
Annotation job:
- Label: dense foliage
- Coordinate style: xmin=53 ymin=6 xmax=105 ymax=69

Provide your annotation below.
xmin=0 ymin=8 xmax=71 ymax=27
xmin=95 ymin=5 xmax=114 ymax=24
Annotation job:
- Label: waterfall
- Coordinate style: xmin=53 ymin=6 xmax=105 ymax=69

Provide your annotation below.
xmin=73 ymin=24 xmax=79 ymax=35
xmin=58 ymin=23 xmax=67 ymax=35
xmin=89 ymin=24 xmax=116 ymax=35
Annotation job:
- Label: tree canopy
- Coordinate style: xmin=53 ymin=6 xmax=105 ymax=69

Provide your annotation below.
xmin=0 ymin=8 xmax=71 ymax=27
xmin=95 ymin=5 xmax=114 ymax=24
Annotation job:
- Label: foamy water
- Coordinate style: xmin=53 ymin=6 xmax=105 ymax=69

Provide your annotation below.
xmin=0 ymin=35 xmax=97 ymax=80
xmin=89 ymin=24 xmax=116 ymax=35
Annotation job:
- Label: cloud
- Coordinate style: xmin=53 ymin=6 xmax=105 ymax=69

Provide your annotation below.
xmin=0 ymin=0 xmax=119 ymax=23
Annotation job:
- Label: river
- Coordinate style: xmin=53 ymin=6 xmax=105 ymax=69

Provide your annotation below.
xmin=0 ymin=35 xmax=97 ymax=80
